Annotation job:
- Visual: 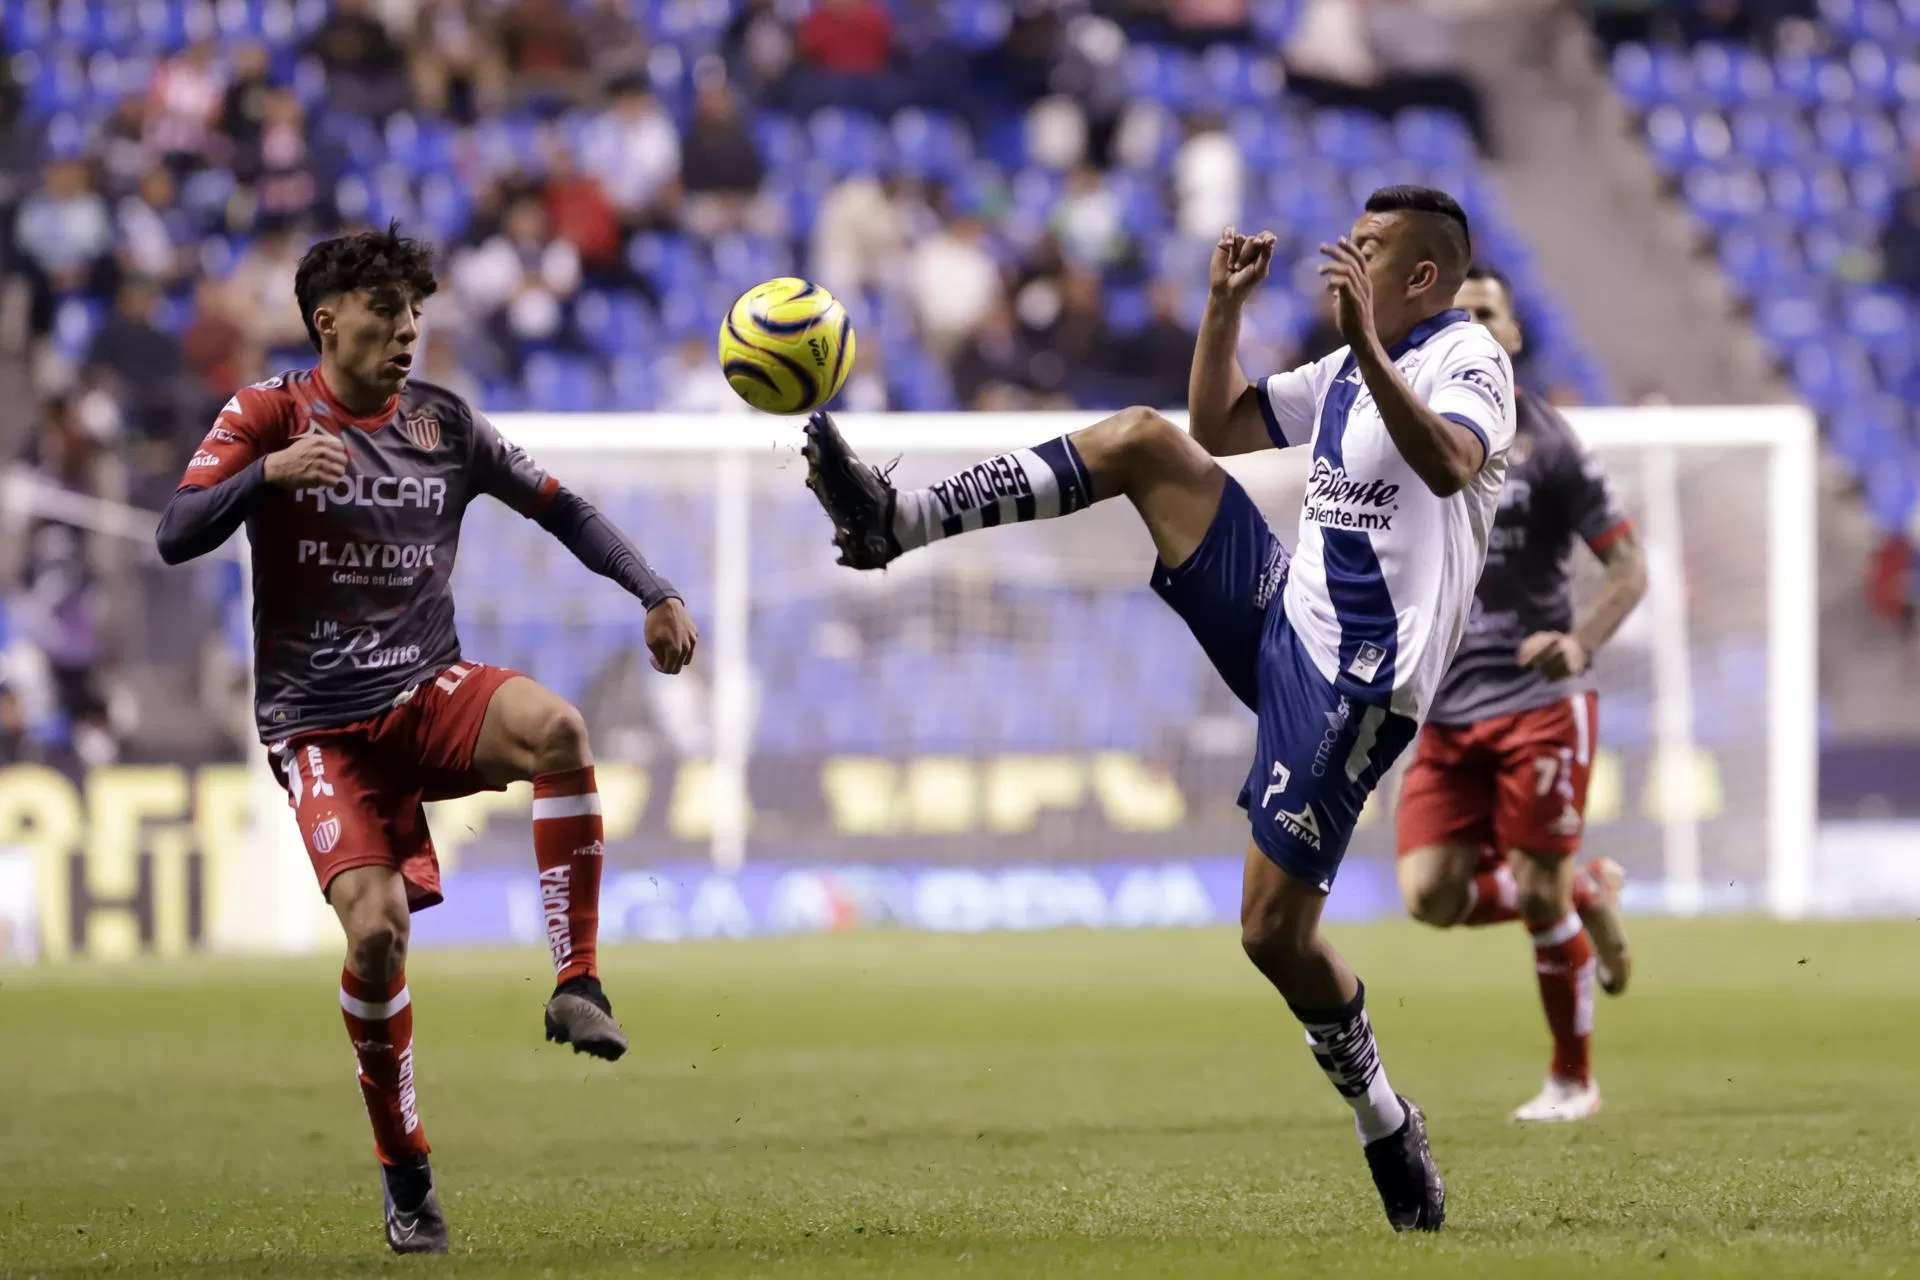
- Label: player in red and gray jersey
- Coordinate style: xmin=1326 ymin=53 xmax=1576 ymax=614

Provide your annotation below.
xmin=156 ymin=226 xmax=698 ymax=1254
xmin=1393 ymin=267 xmax=1649 ymax=1123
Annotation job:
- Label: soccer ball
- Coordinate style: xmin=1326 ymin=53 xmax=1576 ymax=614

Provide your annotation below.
xmin=718 ymin=278 xmax=857 ymax=415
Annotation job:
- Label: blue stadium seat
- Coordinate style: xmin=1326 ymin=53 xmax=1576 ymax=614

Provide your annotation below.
xmin=1693 ymin=42 xmax=1775 ymax=106
xmin=1729 ymin=106 xmax=1810 ymax=165
xmin=525 ymin=353 xmax=607 ymax=413
xmin=1754 ymin=294 xmax=1831 ymax=350
xmin=1792 ymin=338 xmax=1876 ymax=410
xmin=808 ymin=108 xmax=892 ymax=177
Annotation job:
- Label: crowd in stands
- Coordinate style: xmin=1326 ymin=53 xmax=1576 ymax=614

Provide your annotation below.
xmin=0 ymin=0 xmax=1599 ymax=765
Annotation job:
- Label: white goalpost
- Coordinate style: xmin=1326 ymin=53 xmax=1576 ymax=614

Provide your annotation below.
xmin=490 ymin=405 xmax=1819 ymax=921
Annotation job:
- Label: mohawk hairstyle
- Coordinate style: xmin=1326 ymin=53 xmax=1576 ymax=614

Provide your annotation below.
xmin=294 ymin=222 xmax=439 ymax=352
xmin=1364 ymin=186 xmax=1473 ymax=292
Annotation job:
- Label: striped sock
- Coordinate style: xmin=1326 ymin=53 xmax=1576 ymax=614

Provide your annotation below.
xmin=1291 ymin=981 xmax=1408 ymax=1144
xmin=1529 ymin=911 xmax=1597 ymax=1085
xmin=340 ymin=968 xmax=429 ymax=1166
xmin=891 ymin=436 xmax=1094 ymax=551
xmin=532 ymin=767 xmax=604 ymax=985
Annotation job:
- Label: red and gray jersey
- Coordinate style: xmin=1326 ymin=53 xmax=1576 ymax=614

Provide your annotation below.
xmin=1424 ymin=392 xmax=1633 ymax=727
xmin=179 ymin=368 xmax=558 ymax=740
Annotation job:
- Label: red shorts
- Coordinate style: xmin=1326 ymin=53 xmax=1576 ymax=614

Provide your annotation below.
xmin=271 ymin=662 xmax=521 ymax=911
xmin=1395 ymin=692 xmax=1598 ymax=859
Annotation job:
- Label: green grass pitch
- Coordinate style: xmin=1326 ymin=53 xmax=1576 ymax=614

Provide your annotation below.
xmin=5 ymin=918 xmax=1920 ymax=1278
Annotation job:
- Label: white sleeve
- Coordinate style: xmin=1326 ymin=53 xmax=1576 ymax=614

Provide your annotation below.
xmin=1255 ymin=356 xmax=1326 ymax=449
xmin=1425 ymin=331 xmax=1517 ymax=469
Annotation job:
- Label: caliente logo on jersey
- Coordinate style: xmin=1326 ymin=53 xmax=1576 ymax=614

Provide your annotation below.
xmin=1302 ymin=457 xmax=1400 ymax=532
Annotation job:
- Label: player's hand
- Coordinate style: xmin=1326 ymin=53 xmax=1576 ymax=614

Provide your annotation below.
xmin=263 ymin=431 xmax=350 ymax=490
xmin=1208 ymin=227 xmax=1276 ymax=306
xmin=1317 ymin=237 xmax=1376 ymax=348
xmin=646 ymin=597 xmax=698 ymax=674
xmin=1518 ymin=631 xmax=1589 ymax=679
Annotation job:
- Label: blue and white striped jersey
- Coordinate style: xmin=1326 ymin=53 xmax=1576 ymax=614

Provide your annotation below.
xmin=1256 ymin=308 xmax=1517 ymax=721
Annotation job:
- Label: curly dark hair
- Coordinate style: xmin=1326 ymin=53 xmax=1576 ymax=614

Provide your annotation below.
xmin=293 ymin=222 xmax=439 ymax=352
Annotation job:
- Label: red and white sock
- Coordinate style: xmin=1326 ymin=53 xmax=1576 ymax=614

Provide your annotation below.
xmin=532 ymin=766 xmax=603 ymax=985
xmin=1528 ymin=911 xmax=1597 ymax=1085
xmin=339 ymin=968 xmax=429 ymax=1165
xmin=1457 ymin=860 xmax=1521 ymax=926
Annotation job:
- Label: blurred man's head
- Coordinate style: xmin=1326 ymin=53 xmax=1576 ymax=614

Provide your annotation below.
xmin=117 ymin=276 xmax=160 ymax=321
xmin=1352 ymin=185 xmax=1472 ymax=340
xmin=295 ymin=223 xmax=438 ymax=400
xmin=1454 ymin=264 xmax=1521 ymax=359
xmin=138 ymin=166 xmax=176 ymax=209
xmin=505 ymin=195 xmax=549 ymax=246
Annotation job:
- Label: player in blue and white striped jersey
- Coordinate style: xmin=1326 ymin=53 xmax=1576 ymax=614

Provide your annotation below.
xmin=799 ymin=186 xmax=1512 ymax=1233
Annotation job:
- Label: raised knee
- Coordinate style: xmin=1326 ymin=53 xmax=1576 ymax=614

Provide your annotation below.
xmin=1111 ymin=405 xmax=1179 ymax=454
xmin=536 ymin=703 xmax=592 ymax=771
xmin=1240 ymin=913 xmax=1304 ymax=975
xmin=1404 ymin=879 xmax=1463 ymax=928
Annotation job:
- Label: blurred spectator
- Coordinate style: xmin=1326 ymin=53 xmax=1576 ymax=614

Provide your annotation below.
xmin=220 ymin=44 xmax=276 ymax=157
xmin=411 ymin=0 xmax=509 ymax=122
xmin=145 ymin=39 xmax=225 ymax=173
xmin=85 ymin=277 xmax=188 ymax=451
xmin=1052 ymin=166 xmax=1126 ymax=270
xmin=909 ymin=211 xmax=1003 ymax=355
xmin=417 ymin=329 xmax=485 ymax=406
xmin=543 ymin=137 xmax=623 ymax=279
xmin=1023 ymin=268 xmax=1123 ymax=402
xmin=453 ymin=194 xmax=584 ymax=367
xmin=656 ymin=334 xmax=746 ymax=412
xmin=1299 ymin=289 xmax=1346 ymax=363
xmin=1121 ymin=279 xmax=1199 ymax=410
xmin=237 ymin=91 xmax=329 ymax=228
xmin=1046 ymin=15 xmax=1130 ymax=167
xmin=679 ymin=80 xmax=770 ymax=238
xmin=115 ymin=168 xmax=191 ymax=290
xmin=13 ymin=159 xmax=115 ymax=336
xmin=97 ymin=98 xmax=154 ymax=197
xmin=1169 ymin=0 xmax=1251 ymax=44
xmin=226 ymin=227 xmax=313 ymax=363
xmin=913 ymin=213 xmax=1006 ymax=355
xmin=496 ymin=0 xmax=593 ymax=105
xmin=578 ymin=83 xmax=682 ymax=226
xmin=811 ymin=176 xmax=907 ymax=296
xmin=1880 ymin=149 xmax=1920 ymax=297
xmin=16 ymin=398 xmax=116 ymax=767
xmin=1285 ymin=0 xmax=1490 ymax=153
xmin=306 ymin=0 xmax=411 ymax=119
xmin=582 ymin=0 xmax=653 ymax=89
xmin=792 ymin=0 xmax=899 ymax=115
xmin=181 ymin=278 xmax=260 ymax=404
xmin=950 ymin=302 xmax=1029 ymax=405
xmin=1172 ymin=116 xmax=1244 ymax=239
xmin=0 ymin=679 xmax=28 ymax=767
xmin=722 ymin=0 xmax=797 ymax=99
xmin=839 ymin=335 xmax=891 ymax=411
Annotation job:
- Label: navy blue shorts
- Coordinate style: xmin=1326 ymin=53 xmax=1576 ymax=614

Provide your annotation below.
xmin=1150 ymin=478 xmax=1417 ymax=888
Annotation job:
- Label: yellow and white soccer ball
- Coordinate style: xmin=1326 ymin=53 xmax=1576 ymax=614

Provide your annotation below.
xmin=718 ymin=277 xmax=857 ymax=414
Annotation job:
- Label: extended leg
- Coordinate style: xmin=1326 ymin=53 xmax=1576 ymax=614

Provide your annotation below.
xmin=802 ymin=406 xmax=1228 ymax=572
xmin=329 ymin=865 xmax=448 ymax=1255
xmin=1241 ymin=847 xmax=1445 ymax=1233
xmin=472 ymin=676 xmax=627 ymax=1059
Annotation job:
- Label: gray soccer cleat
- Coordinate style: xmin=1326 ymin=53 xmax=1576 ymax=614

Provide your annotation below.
xmin=801 ymin=410 xmax=903 ymax=570
xmin=382 ymin=1157 xmax=449 ymax=1255
xmin=544 ymin=974 xmax=629 ymax=1060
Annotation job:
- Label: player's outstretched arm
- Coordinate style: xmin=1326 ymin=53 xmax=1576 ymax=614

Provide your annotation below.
xmin=534 ymin=489 xmax=698 ymax=674
xmin=1320 ymin=240 xmax=1492 ymax=497
xmin=1190 ymin=227 xmax=1279 ymax=458
xmin=157 ymin=431 xmax=348 ymax=564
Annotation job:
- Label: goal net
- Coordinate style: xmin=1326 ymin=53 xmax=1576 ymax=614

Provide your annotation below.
xmin=413 ymin=406 xmax=1816 ymax=944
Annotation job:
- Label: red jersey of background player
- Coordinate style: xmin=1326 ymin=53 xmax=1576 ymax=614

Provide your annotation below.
xmin=182 ymin=367 xmax=559 ymax=741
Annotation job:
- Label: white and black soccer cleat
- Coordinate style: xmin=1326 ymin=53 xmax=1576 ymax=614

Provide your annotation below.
xmin=544 ymin=974 xmax=629 ymax=1061
xmin=801 ymin=410 xmax=902 ymax=570
xmin=1362 ymin=1095 xmax=1446 ymax=1233
xmin=382 ymin=1156 xmax=449 ymax=1255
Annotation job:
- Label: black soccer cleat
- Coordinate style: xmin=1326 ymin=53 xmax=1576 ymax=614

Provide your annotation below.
xmin=382 ymin=1156 xmax=449 ymax=1255
xmin=1363 ymin=1095 xmax=1446 ymax=1233
xmin=801 ymin=410 xmax=903 ymax=570
xmin=544 ymin=973 xmax=629 ymax=1061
